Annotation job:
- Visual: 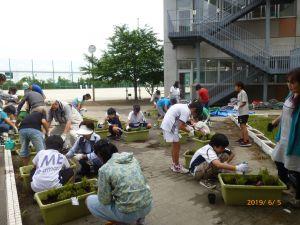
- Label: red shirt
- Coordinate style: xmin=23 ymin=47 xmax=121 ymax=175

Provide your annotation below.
xmin=198 ymin=88 xmax=210 ymax=103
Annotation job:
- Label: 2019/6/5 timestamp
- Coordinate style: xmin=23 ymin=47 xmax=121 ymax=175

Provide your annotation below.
xmin=247 ymin=200 xmax=282 ymax=206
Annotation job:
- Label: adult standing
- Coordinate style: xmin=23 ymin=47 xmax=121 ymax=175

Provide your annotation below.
xmin=195 ymin=84 xmax=210 ymax=109
xmin=18 ymin=111 xmax=49 ymax=165
xmin=17 ymin=90 xmax=47 ymax=115
xmin=161 ymin=101 xmax=203 ymax=173
xmin=271 ymin=68 xmax=300 ymax=207
xmin=169 ymin=81 xmax=180 ymax=104
xmin=47 ymin=100 xmax=83 ymax=147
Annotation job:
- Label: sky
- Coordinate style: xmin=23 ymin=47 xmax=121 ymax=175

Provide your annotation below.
xmin=0 ymin=0 xmax=163 ymax=73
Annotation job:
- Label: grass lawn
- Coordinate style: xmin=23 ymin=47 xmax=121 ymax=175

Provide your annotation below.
xmin=247 ymin=115 xmax=279 ymax=143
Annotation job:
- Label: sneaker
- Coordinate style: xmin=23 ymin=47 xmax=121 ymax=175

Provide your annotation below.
xmin=171 ymin=164 xmax=189 ymax=174
xmin=236 ymin=138 xmax=243 ymax=143
xmin=289 ymin=198 xmax=300 ymax=208
xmin=240 ymin=141 xmax=252 ymax=147
xmin=136 ymin=218 xmax=145 ymax=225
xmin=199 ymin=180 xmax=216 ymax=189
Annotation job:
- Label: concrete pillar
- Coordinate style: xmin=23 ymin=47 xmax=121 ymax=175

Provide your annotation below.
xmin=196 ymin=41 xmax=201 ymax=83
xmin=263 ymin=0 xmax=271 ymax=102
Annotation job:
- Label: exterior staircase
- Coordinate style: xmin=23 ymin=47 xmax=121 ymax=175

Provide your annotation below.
xmin=168 ymin=0 xmax=297 ymax=104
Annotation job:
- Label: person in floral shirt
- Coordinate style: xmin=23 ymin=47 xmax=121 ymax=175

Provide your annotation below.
xmin=86 ymin=139 xmax=152 ymax=225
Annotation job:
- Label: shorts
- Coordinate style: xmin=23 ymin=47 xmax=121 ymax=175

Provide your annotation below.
xmin=238 ymin=115 xmax=249 ymax=125
xmin=162 ymin=130 xmax=180 ymax=143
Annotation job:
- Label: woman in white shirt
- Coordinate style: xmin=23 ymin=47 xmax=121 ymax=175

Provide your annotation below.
xmin=169 ymin=81 xmax=180 ymax=103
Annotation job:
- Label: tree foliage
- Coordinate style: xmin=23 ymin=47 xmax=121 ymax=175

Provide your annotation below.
xmin=81 ymin=25 xmax=163 ymax=100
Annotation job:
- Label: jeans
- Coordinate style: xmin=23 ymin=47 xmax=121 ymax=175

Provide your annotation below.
xmin=79 ymin=158 xmax=102 ymax=176
xmin=86 ymin=195 xmax=152 ymax=224
xmin=0 ymin=123 xmax=10 ymax=133
xmin=19 ymin=128 xmax=45 ymax=157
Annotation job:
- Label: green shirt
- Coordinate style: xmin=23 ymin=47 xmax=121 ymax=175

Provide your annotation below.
xmin=97 ymin=152 xmax=152 ymax=213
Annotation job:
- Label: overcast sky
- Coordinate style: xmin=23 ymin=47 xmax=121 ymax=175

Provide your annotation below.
xmin=0 ymin=0 xmax=163 ymax=71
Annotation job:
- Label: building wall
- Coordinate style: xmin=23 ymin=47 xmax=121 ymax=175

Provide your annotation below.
xmin=164 ymin=0 xmax=299 ymax=100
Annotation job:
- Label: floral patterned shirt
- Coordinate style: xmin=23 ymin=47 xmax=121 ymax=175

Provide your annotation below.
xmin=97 ymin=152 xmax=152 ymax=213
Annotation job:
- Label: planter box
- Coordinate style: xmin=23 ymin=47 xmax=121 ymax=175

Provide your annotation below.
xmin=20 ymin=160 xmax=77 ymax=190
xmin=34 ymin=179 xmax=97 ymax=225
xmin=183 ymin=150 xmax=194 ymax=169
xmin=95 ymin=129 xmax=109 ymax=138
xmin=218 ymin=173 xmax=286 ymax=206
xmin=123 ymin=129 xmax=150 ymax=142
xmin=159 ymin=132 xmax=189 ymax=146
xmin=16 ymin=148 xmax=36 ymax=165
xmin=82 ymin=116 xmax=98 ymax=127
xmin=146 ymin=109 xmax=157 ymax=118
xmin=192 ymin=138 xmax=210 ymax=150
xmin=157 ymin=119 xmax=162 ymax=127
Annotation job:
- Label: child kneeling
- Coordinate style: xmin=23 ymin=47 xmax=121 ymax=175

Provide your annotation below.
xmin=127 ymin=104 xmax=151 ymax=130
xmin=189 ymin=133 xmax=248 ymax=181
xmin=31 ymin=135 xmax=74 ymax=193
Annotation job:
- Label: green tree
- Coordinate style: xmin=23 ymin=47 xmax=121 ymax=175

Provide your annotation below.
xmin=81 ymin=25 xmax=163 ymax=100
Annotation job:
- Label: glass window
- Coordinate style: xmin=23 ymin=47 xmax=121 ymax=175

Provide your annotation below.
xmin=178 ymin=60 xmax=191 ymax=70
xmin=279 ymin=3 xmax=296 ymax=17
xmin=277 ymin=74 xmax=287 ymax=83
xmin=177 ymin=0 xmax=193 ymax=10
xmin=205 ymin=59 xmax=218 ymax=83
xmin=220 ymin=59 xmax=233 ymax=82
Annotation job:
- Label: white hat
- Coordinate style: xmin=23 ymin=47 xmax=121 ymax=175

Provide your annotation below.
xmin=22 ymin=82 xmax=29 ymax=90
xmin=76 ymin=125 xmax=93 ymax=135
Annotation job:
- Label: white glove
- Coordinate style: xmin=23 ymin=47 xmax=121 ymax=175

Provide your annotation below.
xmin=126 ymin=125 xmax=130 ymax=131
xmin=13 ymin=126 xmax=19 ymax=134
xmin=74 ymin=154 xmax=84 ymax=161
xmin=236 ymin=163 xmax=249 ymax=173
xmin=188 ymin=130 xmax=195 ymax=137
xmin=61 ymin=133 xmax=67 ymax=141
xmin=186 ymin=125 xmax=194 ymax=132
xmin=234 ymin=105 xmax=239 ymax=111
xmin=194 ymin=121 xmax=210 ymax=135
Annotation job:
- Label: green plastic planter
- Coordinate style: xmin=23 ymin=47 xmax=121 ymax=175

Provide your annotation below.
xmin=17 ymin=110 xmax=29 ymax=122
xmin=218 ymin=173 xmax=287 ymax=206
xmin=20 ymin=160 xmax=77 ymax=190
xmin=19 ymin=165 xmax=34 ymax=190
xmin=34 ymin=179 xmax=97 ymax=225
xmin=183 ymin=150 xmax=194 ymax=169
xmin=82 ymin=116 xmax=98 ymax=127
xmin=146 ymin=109 xmax=157 ymax=118
xmin=95 ymin=129 xmax=109 ymax=138
xmin=16 ymin=148 xmax=36 ymax=164
xmin=123 ymin=129 xmax=150 ymax=142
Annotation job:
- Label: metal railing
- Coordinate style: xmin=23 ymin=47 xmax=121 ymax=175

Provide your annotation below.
xmin=207 ymin=66 xmax=260 ymax=104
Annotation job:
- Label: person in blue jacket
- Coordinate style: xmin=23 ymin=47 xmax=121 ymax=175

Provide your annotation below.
xmin=23 ymin=82 xmax=46 ymax=99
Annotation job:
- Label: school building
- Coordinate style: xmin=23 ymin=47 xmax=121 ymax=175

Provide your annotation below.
xmin=164 ymin=0 xmax=300 ymax=104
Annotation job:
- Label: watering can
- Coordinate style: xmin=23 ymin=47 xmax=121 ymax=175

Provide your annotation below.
xmin=5 ymin=139 xmax=15 ymax=150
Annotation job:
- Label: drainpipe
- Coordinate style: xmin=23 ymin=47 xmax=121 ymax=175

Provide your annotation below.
xmin=264 ymin=0 xmax=271 ymax=102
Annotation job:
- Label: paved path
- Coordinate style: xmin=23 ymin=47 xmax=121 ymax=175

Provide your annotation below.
xmin=16 ymin=105 xmax=300 ymax=225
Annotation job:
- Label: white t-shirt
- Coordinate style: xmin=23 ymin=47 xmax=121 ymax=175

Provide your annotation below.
xmin=237 ymin=89 xmax=249 ymax=116
xmin=128 ymin=111 xmax=146 ymax=124
xmin=170 ymin=86 xmax=180 ymax=100
xmin=190 ymin=145 xmax=219 ymax=168
xmin=31 ymin=149 xmax=70 ymax=193
xmin=161 ymin=104 xmax=191 ymax=133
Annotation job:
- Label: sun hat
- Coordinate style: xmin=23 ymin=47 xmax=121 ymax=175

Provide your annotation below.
xmin=22 ymin=82 xmax=29 ymax=90
xmin=76 ymin=125 xmax=94 ymax=135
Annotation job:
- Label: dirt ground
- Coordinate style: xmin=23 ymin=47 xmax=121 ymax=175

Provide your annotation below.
xmin=13 ymin=104 xmax=300 ymax=225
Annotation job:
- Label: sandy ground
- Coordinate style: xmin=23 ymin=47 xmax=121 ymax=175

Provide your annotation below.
xmin=13 ymin=105 xmax=300 ymax=225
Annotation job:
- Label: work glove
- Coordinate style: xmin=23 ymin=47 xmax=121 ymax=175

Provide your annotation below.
xmin=13 ymin=126 xmax=19 ymax=134
xmin=186 ymin=125 xmax=194 ymax=132
xmin=126 ymin=125 xmax=130 ymax=131
xmin=236 ymin=163 xmax=249 ymax=173
xmin=74 ymin=154 xmax=84 ymax=161
xmin=61 ymin=133 xmax=67 ymax=141
xmin=267 ymin=123 xmax=274 ymax=132
xmin=188 ymin=130 xmax=195 ymax=137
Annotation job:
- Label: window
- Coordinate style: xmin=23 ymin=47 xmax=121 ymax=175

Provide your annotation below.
xmin=205 ymin=59 xmax=218 ymax=83
xmin=279 ymin=3 xmax=296 ymax=17
xmin=220 ymin=59 xmax=233 ymax=82
xmin=178 ymin=60 xmax=191 ymax=70
xmin=177 ymin=0 xmax=193 ymax=10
